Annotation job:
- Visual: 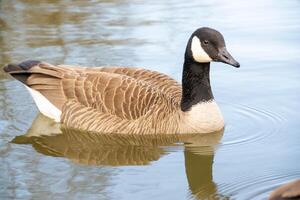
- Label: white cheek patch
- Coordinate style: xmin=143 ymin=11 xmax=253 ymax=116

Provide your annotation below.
xmin=191 ymin=36 xmax=212 ymax=63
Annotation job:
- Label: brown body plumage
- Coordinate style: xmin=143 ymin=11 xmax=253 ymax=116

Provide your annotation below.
xmin=3 ymin=61 xmax=223 ymax=134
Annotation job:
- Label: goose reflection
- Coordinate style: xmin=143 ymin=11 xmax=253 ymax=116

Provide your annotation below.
xmin=185 ymin=145 xmax=229 ymax=199
xmin=12 ymin=114 xmax=226 ymax=198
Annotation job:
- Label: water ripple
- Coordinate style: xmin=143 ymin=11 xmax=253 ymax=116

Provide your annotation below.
xmin=221 ymin=102 xmax=286 ymax=147
xmin=217 ymin=172 xmax=300 ymax=199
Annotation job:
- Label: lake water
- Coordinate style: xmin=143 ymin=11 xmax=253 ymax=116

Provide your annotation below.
xmin=1 ymin=0 xmax=300 ymax=199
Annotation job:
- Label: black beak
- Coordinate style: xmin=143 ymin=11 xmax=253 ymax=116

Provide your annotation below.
xmin=216 ymin=47 xmax=240 ymax=68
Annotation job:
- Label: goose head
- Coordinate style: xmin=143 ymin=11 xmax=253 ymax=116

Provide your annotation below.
xmin=186 ymin=27 xmax=240 ymax=68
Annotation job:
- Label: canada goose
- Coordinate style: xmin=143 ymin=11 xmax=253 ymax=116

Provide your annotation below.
xmin=269 ymin=179 xmax=300 ymax=200
xmin=3 ymin=27 xmax=239 ymax=134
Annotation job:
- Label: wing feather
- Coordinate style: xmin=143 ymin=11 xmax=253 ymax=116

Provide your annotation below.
xmin=5 ymin=61 xmax=181 ymax=128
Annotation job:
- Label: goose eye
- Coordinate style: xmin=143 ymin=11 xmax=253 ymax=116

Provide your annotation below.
xmin=203 ymin=40 xmax=209 ymax=45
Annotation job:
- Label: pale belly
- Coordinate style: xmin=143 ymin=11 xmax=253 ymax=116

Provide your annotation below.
xmin=179 ymin=101 xmax=225 ymax=134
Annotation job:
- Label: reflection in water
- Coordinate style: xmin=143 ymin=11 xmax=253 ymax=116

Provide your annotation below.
xmin=12 ymin=117 xmax=167 ymax=165
xmin=13 ymin=130 xmax=165 ymax=166
xmin=12 ymin=114 xmax=224 ymax=198
xmin=185 ymin=148 xmax=229 ymax=200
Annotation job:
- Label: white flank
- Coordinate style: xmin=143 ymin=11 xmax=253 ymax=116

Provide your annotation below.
xmin=181 ymin=101 xmax=224 ymax=133
xmin=191 ymin=36 xmax=212 ymax=63
xmin=25 ymin=86 xmax=61 ymax=122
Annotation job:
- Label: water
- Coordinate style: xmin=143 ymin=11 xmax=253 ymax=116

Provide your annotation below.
xmin=0 ymin=0 xmax=300 ymax=199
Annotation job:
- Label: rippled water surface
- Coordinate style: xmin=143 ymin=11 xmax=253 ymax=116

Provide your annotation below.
xmin=1 ymin=0 xmax=300 ymax=199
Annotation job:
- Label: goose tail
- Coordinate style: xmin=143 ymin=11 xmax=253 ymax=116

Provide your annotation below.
xmin=3 ymin=60 xmax=64 ymax=122
xmin=3 ymin=60 xmax=43 ymax=83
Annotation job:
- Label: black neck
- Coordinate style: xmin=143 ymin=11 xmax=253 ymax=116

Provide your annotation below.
xmin=180 ymin=61 xmax=214 ymax=111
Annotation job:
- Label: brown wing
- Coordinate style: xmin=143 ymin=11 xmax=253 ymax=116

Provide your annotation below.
xmin=4 ymin=61 xmax=179 ymax=121
xmin=58 ymin=65 xmax=182 ymax=103
xmin=62 ymin=71 xmax=172 ymax=120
